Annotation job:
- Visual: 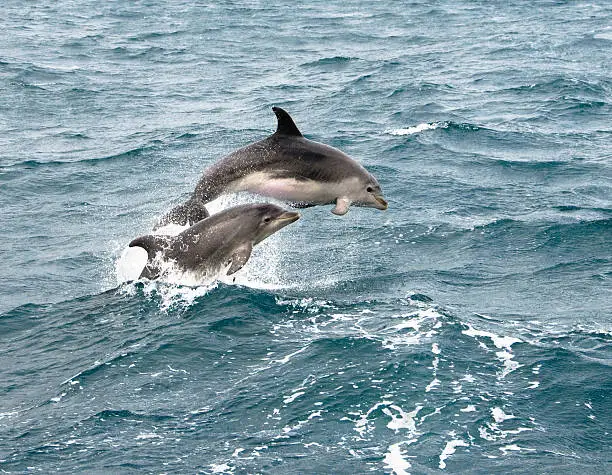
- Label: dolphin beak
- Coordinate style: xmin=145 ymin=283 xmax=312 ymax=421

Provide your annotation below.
xmin=374 ymin=194 xmax=388 ymax=210
xmin=276 ymin=211 xmax=301 ymax=224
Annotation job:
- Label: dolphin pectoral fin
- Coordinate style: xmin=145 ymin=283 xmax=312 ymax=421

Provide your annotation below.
xmin=226 ymin=243 xmax=253 ymax=276
xmin=331 ymin=198 xmax=351 ymax=215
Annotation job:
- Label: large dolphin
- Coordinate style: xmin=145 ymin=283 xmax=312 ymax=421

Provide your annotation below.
xmin=159 ymin=107 xmax=387 ymax=227
xmin=131 ymin=203 xmax=299 ymax=280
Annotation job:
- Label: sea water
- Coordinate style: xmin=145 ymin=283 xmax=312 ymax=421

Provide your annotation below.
xmin=1 ymin=1 xmax=610 ymax=473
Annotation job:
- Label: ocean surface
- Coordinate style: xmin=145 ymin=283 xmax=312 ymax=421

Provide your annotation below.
xmin=1 ymin=1 xmax=611 ymax=473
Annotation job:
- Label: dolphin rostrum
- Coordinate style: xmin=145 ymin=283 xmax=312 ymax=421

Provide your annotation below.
xmin=159 ymin=107 xmax=387 ymax=227
xmin=131 ymin=203 xmax=300 ymax=281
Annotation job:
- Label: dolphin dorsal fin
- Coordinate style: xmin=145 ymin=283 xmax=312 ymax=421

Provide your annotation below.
xmin=272 ymin=107 xmax=303 ymax=137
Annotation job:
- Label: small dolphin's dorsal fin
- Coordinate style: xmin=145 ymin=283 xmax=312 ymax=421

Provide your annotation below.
xmin=272 ymin=107 xmax=303 ymax=137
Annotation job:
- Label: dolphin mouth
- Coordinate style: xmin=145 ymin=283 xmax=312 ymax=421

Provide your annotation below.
xmin=374 ymin=195 xmax=388 ymax=210
xmin=276 ymin=211 xmax=301 ymax=223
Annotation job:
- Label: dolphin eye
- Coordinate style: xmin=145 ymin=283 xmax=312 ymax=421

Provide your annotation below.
xmin=367 ymin=186 xmax=373 ymax=193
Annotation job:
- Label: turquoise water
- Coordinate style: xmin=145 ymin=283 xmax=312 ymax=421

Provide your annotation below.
xmin=1 ymin=1 xmax=611 ymax=473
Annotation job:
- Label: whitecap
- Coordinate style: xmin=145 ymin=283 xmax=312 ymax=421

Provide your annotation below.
xmin=439 ymin=438 xmax=469 ymax=469
xmin=210 ymin=462 xmax=233 ymax=474
xmin=386 ymin=122 xmax=446 ymax=135
xmin=135 ymin=432 xmax=163 ymax=440
xmin=383 ymin=442 xmax=415 ymax=475
xmin=462 ymin=324 xmax=522 ymax=377
xmin=594 ymin=31 xmax=612 ymax=40
xmin=383 ymin=404 xmax=422 ymax=432
xmin=283 ymin=391 xmax=305 ymax=404
xmin=491 ymin=407 xmax=515 ymax=423
xmin=425 ymin=378 xmax=440 ymax=393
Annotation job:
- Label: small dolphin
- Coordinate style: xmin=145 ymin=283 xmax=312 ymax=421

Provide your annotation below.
xmin=160 ymin=107 xmax=387 ymax=227
xmin=130 ymin=203 xmax=300 ymax=281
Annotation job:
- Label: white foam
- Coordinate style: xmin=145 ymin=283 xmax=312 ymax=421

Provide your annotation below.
xmin=210 ymin=463 xmax=232 ymax=474
xmin=0 ymin=411 xmax=19 ymax=420
xmin=353 ymin=401 xmax=391 ymax=437
xmin=383 ymin=442 xmax=414 ymax=475
xmin=386 ymin=122 xmax=445 ymax=135
xmin=283 ymin=391 xmax=305 ymax=404
xmin=462 ymin=326 xmax=521 ymax=350
xmin=308 ymin=410 xmax=322 ymax=420
xmin=479 ymin=424 xmax=532 ymax=441
xmin=594 ymin=31 xmax=612 ymax=40
xmin=135 ymin=432 xmax=163 ymax=440
xmin=381 ymin=308 xmax=444 ymax=350
xmin=496 ymin=349 xmax=520 ymax=378
xmin=439 ymin=439 xmax=469 ymax=469
xmin=462 ymin=324 xmax=522 ymax=377
xmin=281 ymin=418 xmax=309 ymax=435
xmin=499 ymin=444 xmax=536 ymax=456
xmin=137 ymin=280 xmax=218 ymax=311
xmin=274 ymin=345 xmax=310 ymax=365
xmin=425 ymin=378 xmax=440 ymax=392
xmin=383 ymin=405 xmax=422 ymax=432
xmin=51 ymin=392 xmax=67 ymax=403
xmin=491 ymin=407 xmax=515 ymax=423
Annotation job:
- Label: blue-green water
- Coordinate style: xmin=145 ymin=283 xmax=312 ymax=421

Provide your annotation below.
xmin=1 ymin=1 xmax=611 ymax=473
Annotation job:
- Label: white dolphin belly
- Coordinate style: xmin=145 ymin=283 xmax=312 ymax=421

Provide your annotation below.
xmin=232 ymin=171 xmax=340 ymax=204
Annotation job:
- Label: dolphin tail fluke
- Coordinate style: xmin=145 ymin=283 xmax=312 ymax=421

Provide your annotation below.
xmin=129 ymin=235 xmax=171 ymax=281
xmin=156 ymin=197 xmax=209 ymax=229
xmin=129 ymin=235 xmax=168 ymax=260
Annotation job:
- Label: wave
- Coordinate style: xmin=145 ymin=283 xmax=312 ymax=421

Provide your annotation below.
xmin=127 ymin=30 xmax=185 ymax=41
xmin=300 ymin=56 xmax=359 ymax=68
xmin=2 ymin=280 xmax=610 ymax=472
xmin=5 ymin=145 xmax=159 ymax=170
xmin=502 ymin=77 xmax=611 ymax=97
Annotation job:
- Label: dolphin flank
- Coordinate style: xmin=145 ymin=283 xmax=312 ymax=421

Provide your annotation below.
xmin=159 ymin=107 xmax=387 ymax=227
xmin=131 ymin=203 xmax=300 ymax=281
